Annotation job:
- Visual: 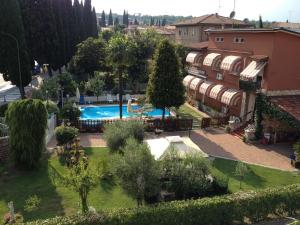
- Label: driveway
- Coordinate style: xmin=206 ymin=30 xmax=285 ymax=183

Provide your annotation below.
xmin=189 ymin=128 xmax=295 ymax=171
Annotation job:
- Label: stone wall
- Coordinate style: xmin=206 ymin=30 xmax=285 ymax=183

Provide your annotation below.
xmin=0 ymin=137 xmax=9 ymax=162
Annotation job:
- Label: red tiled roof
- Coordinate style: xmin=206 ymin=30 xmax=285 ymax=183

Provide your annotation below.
xmin=183 ymin=41 xmax=209 ymax=50
xmin=269 ymin=96 xmax=300 ymax=121
xmin=173 ymin=14 xmax=248 ymax=26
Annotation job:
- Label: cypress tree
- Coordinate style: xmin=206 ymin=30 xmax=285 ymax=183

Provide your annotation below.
xmin=162 ymin=18 xmax=167 ymax=26
xmin=147 ymin=40 xmax=185 ymax=120
xmin=83 ymin=0 xmax=93 ymax=37
xmin=101 ymin=10 xmax=106 ymax=27
xmin=108 ymin=9 xmax=113 ymax=26
xmin=0 ymin=0 xmax=32 ymax=98
xmin=123 ymin=10 xmax=126 ymax=26
xmin=91 ymin=7 xmax=98 ymax=37
xmin=114 ymin=17 xmax=120 ymax=26
xmin=259 ymin=15 xmax=263 ymax=28
xmin=134 ymin=18 xmax=139 ymax=25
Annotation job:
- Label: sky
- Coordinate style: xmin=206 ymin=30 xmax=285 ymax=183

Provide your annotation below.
xmin=91 ymin=0 xmax=300 ymax=22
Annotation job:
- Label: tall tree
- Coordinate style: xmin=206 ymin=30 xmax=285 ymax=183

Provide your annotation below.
xmin=6 ymin=99 xmax=48 ymax=169
xmin=91 ymin=7 xmax=98 ymax=37
xmin=115 ymin=138 xmax=160 ymax=207
xmin=162 ymin=18 xmax=167 ymax=26
xmin=134 ymin=18 xmax=139 ymax=25
xmin=123 ymin=10 xmax=126 ymax=26
xmin=114 ymin=17 xmax=120 ymax=26
xmin=101 ymin=10 xmax=106 ymax=27
xmin=106 ymin=35 xmax=136 ymax=119
xmin=108 ymin=9 xmax=113 ymax=26
xmin=0 ymin=0 xmax=32 ymax=98
xmin=83 ymin=0 xmax=93 ymax=38
xmin=147 ymin=40 xmax=185 ymax=120
xmin=259 ymin=15 xmax=263 ymax=28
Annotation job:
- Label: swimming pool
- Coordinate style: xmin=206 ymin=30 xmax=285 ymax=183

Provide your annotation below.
xmin=80 ymin=105 xmax=171 ymax=120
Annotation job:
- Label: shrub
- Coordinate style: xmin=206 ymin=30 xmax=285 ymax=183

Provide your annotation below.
xmin=104 ymin=121 xmax=145 ymax=152
xmin=0 ymin=103 xmax=8 ymax=117
xmin=31 ymin=89 xmax=45 ymax=100
xmin=44 ymin=100 xmax=59 ymax=115
xmin=60 ymin=103 xmax=81 ymax=123
xmin=5 ymin=99 xmax=48 ymax=169
xmin=55 ymin=126 xmax=78 ymax=146
xmin=26 ymin=184 xmax=300 ymax=225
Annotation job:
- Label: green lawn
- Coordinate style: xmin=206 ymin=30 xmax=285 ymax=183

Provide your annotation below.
xmin=212 ymin=158 xmax=300 ymax=193
xmin=173 ymin=103 xmax=205 ymax=123
xmin=1 ymin=148 xmax=300 ymax=223
xmin=0 ymin=148 xmax=135 ymax=223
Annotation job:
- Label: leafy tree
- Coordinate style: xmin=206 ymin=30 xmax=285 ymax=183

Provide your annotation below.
xmin=106 ymin=35 xmax=136 ymax=119
xmin=89 ymin=74 xmax=105 ymax=101
xmin=160 ymin=149 xmax=212 ymax=199
xmin=100 ymin=29 xmax=114 ymax=42
xmin=0 ymin=0 xmax=32 ymax=98
xmin=234 ymin=161 xmax=249 ymax=189
xmin=114 ymin=138 xmax=160 ymax=207
xmin=104 ymin=120 xmax=145 ymax=152
xmin=5 ymin=99 xmax=48 ymax=169
xmin=44 ymin=100 xmax=60 ymax=115
xmin=259 ymin=15 xmax=263 ymax=28
xmin=60 ymin=103 xmax=81 ymax=123
xmin=134 ymin=18 xmax=139 ymax=25
xmin=70 ymin=37 xmax=106 ymax=77
xmin=50 ymin=159 xmax=99 ymax=213
xmin=147 ymin=40 xmax=185 ymax=120
xmin=40 ymin=76 xmax=60 ymax=101
xmin=100 ymin=10 xmax=106 ymax=27
xmin=161 ymin=18 xmax=167 ymax=26
xmin=108 ymin=9 xmax=113 ymax=26
xmin=57 ymin=73 xmax=78 ymax=96
xmin=174 ymin=44 xmax=189 ymax=77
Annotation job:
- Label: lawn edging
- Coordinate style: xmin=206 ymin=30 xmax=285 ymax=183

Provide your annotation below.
xmin=26 ymin=184 xmax=300 ymax=225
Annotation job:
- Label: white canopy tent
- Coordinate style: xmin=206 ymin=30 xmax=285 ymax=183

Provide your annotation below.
xmin=146 ymin=136 xmax=208 ymax=160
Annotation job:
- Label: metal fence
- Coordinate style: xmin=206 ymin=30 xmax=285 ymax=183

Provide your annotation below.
xmin=75 ymin=118 xmax=193 ymax=133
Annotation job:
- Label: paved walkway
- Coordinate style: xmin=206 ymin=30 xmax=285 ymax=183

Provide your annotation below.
xmin=47 ymin=128 xmax=295 ymax=171
xmin=47 ymin=133 xmax=106 ymax=149
xmin=189 ymin=128 xmax=295 ymax=171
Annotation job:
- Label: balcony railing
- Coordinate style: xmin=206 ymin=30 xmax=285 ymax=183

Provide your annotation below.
xmin=188 ymin=67 xmax=207 ymax=78
xmin=239 ymin=80 xmax=261 ymax=92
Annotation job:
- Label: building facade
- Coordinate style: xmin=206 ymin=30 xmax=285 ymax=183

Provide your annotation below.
xmin=183 ymin=28 xmax=300 ymax=130
xmin=173 ymin=14 xmax=252 ymax=47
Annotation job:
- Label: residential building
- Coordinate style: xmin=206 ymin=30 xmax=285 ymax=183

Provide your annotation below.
xmin=173 ymin=13 xmax=252 ymax=47
xmin=183 ymin=28 xmax=300 ymax=141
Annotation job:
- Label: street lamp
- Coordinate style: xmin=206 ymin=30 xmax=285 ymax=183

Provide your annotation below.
xmin=0 ymin=31 xmax=23 ymax=98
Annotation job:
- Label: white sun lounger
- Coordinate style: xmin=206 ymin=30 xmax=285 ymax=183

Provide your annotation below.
xmin=107 ymin=94 xmax=113 ymax=103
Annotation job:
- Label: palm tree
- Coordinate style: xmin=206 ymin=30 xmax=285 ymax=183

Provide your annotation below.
xmin=106 ymin=35 xmax=136 ymax=119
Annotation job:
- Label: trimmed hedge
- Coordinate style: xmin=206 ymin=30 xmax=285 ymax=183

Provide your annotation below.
xmin=27 ymin=184 xmax=300 ymax=225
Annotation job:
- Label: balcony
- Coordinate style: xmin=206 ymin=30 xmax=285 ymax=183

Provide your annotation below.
xmin=188 ymin=66 xmax=207 ymax=79
xmin=239 ymin=80 xmax=261 ymax=92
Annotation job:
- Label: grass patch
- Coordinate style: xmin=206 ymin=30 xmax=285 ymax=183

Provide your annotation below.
xmin=173 ymin=103 xmax=205 ymax=123
xmin=0 ymin=148 xmax=135 ymax=223
xmin=212 ymin=158 xmax=300 ymax=193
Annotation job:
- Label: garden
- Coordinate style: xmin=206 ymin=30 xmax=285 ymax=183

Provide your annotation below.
xmin=1 ymin=14 xmax=300 ymax=225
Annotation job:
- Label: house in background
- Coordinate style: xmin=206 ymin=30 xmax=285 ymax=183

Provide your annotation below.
xmin=173 ymin=13 xmax=252 ymax=47
xmin=183 ymin=28 xmax=300 ymax=142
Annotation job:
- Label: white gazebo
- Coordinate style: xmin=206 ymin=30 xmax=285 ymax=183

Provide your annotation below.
xmin=146 ymin=136 xmax=208 ymax=160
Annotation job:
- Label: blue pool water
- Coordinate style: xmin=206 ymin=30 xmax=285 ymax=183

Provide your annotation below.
xmin=80 ymin=105 xmax=171 ymax=120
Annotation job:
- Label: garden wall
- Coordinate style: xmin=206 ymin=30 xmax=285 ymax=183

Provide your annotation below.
xmin=0 ymin=137 xmax=9 ymax=162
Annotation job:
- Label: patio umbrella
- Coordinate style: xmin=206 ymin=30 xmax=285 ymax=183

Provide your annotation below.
xmin=76 ymin=87 xmax=80 ymax=100
xmin=127 ymin=99 xmax=133 ymax=113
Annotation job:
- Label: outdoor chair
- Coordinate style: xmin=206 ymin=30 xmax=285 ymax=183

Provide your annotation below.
xmin=106 ymin=94 xmax=113 ymax=103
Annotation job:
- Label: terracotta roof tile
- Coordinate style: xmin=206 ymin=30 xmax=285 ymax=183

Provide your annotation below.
xmin=173 ymin=14 xmax=247 ymax=26
xmin=270 ymin=95 xmax=300 ymax=121
xmin=183 ymin=41 xmax=209 ymax=50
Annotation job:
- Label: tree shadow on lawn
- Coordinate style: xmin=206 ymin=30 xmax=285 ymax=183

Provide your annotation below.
xmin=0 ymin=159 xmax=65 ymax=223
xmin=212 ymin=158 xmax=267 ymax=190
xmin=100 ymin=178 xmax=116 ymax=193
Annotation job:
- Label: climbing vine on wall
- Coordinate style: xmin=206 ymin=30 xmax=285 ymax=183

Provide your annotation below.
xmin=255 ymin=94 xmax=300 ymax=139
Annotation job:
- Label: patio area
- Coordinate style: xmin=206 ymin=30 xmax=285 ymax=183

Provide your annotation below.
xmin=47 ymin=128 xmax=296 ymax=171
